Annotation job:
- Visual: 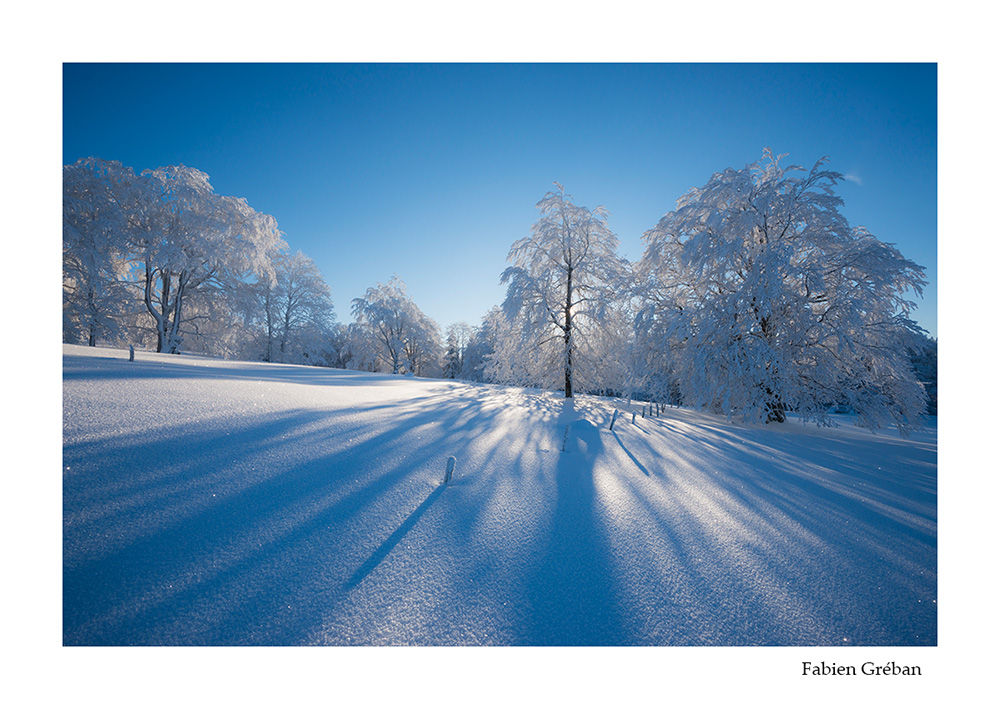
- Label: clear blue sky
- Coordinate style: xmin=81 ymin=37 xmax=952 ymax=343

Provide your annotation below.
xmin=63 ymin=63 xmax=937 ymax=337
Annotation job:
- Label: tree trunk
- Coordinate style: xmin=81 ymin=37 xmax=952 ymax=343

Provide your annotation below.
xmin=564 ymin=333 xmax=573 ymax=398
xmin=759 ymin=316 xmax=783 ymax=422
xmin=87 ymin=286 xmax=97 ymax=346
xmin=166 ymin=271 xmax=187 ymax=354
xmin=764 ymin=386 xmax=785 ymax=423
xmin=263 ymin=286 xmax=274 ymax=362
xmin=564 ymin=263 xmax=573 ymax=398
xmin=143 ymin=260 xmax=167 ymax=353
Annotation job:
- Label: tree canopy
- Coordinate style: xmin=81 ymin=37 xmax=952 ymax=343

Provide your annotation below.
xmin=64 ymin=151 xmax=934 ymax=433
xmin=636 ymin=149 xmax=928 ymax=432
xmin=494 ymin=184 xmax=628 ymax=397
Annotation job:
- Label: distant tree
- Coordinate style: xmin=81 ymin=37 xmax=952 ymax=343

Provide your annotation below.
xmin=350 ymin=276 xmax=441 ymax=376
xmin=497 ymin=183 xmax=629 ymax=397
xmin=459 ymin=313 xmax=497 ymax=383
xmin=637 ymin=149 xmax=928 ymax=433
xmin=63 ymin=158 xmax=314 ymax=359
xmin=627 ymin=306 xmax=683 ymax=406
xmin=442 ymin=322 xmax=473 ymax=379
xmin=443 ymin=330 xmax=461 ymax=379
xmin=484 ymin=305 xmax=549 ymax=388
xmin=262 ymin=251 xmax=336 ymax=363
xmin=339 ymin=322 xmax=381 ymax=372
xmin=402 ymin=307 xmax=443 ymax=377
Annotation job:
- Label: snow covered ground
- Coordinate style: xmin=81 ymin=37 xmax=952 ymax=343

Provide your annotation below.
xmin=63 ymin=344 xmax=936 ymax=646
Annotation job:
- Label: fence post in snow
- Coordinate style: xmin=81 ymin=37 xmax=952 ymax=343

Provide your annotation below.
xmin=632 ymin=412 xmax=636 ymax=425
xmin=129 ymin=345 xmax=134 ymax=362
xmin=609 ymin=410 xmax=619 ymax=431
xmin=444 ymin=456 xmax=456 ymax=485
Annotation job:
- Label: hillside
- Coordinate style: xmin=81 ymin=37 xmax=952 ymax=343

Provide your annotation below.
xmin=63 ymin=344 xmax=937 ymax=646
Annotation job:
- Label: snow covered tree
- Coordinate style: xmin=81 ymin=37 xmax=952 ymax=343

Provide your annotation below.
xmin=63 ymin=157 xmax=311 ymax=359
xmin=261 ymin=251 xmax=336 ymax=363
xmin=483 ymin=304 xmax=551 ymax=389
xmin=442 ymin=322 xmax=474 ymax=379
xmin=338 ymin=322 xmax=379 ymax=372
xmin=350 ymin=276 xmax=441 ymax=376
xmin=496 ymin=184 xmax=629 ymax=397
xmin=908 ymin=334 xmax=937 ymax=416
xmin=129 ymin=165 xmax=285 ymax=353
xmin=402 ymin=307 xmax=443 ymax=378
xmin=443 ymin=330 xmax=461 ymax=379
xmin=627 ymin=306 xmax=683 ymax=406
xmin=637 ymin=149 xmax=928 ymax=433
xmin=63 ymin=158 xmax=138 ymax=346
xmin=457 ymin=313 xmax=497 ymax=382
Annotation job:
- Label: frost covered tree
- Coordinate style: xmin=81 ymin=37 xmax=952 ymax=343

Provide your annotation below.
xmin=496 ymin=184 xmax=629 ymax=397
xmin=402 ymin=307 xmax=444 ymax=378
xmin=129 ymin=165 xmax=285 ymax=353
xmin=908 ymin=334 xmax=937 ymax=416
xmin=442 ymin=322 xmax=473 ymax=379
xmin=63 ymin=157 xmax=310 ymax=359
xmin=483 ymin=304 xmax=551 ymax=389
xmin=63 ymin=158 xmax=138 ymax=346
xmin=637 ymin=149 xmax=928 ymax=433
xmin=261 ymin=251 xmax=335 ymax=363
xmin=443 ymin=330 xmax=461 ymax=379
xmin=350 ymin=276 xmax=441 ymax=376
xmin=627 ymin=306 xmax=683 ymax=406
xmin=456 ymin=313 xmax=497 ymax=383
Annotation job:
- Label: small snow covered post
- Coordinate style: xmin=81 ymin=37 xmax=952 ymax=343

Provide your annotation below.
xmin=444 ymin=456 xmax=456 ymax=485
xmin=632 ymin=412 xmax=636 ymax=424
xmin=609 ymin=410 xmax=619 ymax=431
xmin=129 ymin=345 xmax=134 ymax=362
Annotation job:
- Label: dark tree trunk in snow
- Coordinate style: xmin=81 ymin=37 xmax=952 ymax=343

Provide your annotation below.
xmin=765 ymin=388 xmax=786 ymax=423
xmin=564 ymin=263 xmax=573 ymax=398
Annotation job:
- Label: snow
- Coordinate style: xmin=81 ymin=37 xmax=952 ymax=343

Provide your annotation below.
xmin=63 ymin=343 xmax=936 ymax=648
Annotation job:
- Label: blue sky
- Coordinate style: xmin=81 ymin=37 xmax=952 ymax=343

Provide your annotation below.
xmin=63 ymin=63 xmax=937 ymax=336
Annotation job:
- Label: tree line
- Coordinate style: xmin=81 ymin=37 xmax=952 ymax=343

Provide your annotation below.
xmin=64 ymin=151 xmax=936 ymax=432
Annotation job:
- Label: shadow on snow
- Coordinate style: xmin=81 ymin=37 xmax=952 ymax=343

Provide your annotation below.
xmin=63 ymin=350 xmax=937 ymax=646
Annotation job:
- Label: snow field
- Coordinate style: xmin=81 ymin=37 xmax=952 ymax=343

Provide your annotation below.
xmin=63 ymin=344 xmax=936 ymax=646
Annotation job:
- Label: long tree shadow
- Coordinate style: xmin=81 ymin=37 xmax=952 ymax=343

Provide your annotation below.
xmin=600 ymin=413 xmax=937 ymax=645
xmin=515 ymin=404 xmax=630 ymax=645
xmin=62 ymin=376 xmax=524 ymax=645
xmin=64 ymin=346 xmax=936 ymax=646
